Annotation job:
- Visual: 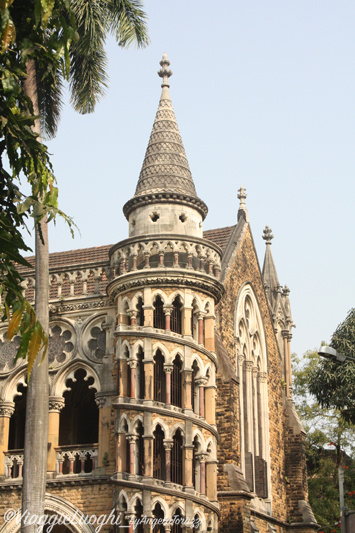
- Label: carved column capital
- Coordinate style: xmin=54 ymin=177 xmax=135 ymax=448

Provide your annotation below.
xmin=95 ymin=394 xmax=108 ymax=409
xmin=0 ymin=401 xmax=15 ymax=418
xmin=245 ymin=360 xmax=253 ymax=372
xmin=163 ymin=439 xmax=174 ymax=451
xmin=48 ymin=396 xmax=65 ymax=412
xmin=258 ymin=371 xmax=268 ymax=383
xmin=164 ymin=364 xmax=174 ymax=374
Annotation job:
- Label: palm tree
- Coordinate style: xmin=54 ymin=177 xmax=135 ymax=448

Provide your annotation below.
xmin=16 ymin=2 xmax=149 ymax=530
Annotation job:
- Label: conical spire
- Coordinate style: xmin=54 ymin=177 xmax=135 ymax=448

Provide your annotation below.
xmin=123 ymin=54 xmax=207 ymax=220
xmin=262 ymin=226 xmax=280 ymax=309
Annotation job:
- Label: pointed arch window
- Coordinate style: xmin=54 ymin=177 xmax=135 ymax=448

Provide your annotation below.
xmin=171 ymin=429 xmax=183 ymax=485
xmin=136 ymin=421 xmax=144 ymax=476
xmin=153 ymin=296 xmax=165 ymax=329
xmin=171 ymin=296 xmax=182 ymax=334
xmin=153 ymin=425 xmax=166 ymax=480
xmin=152 ymin=503 xmax=165 ymax=533
xmin=172 ymin=508 xmax=183 ymax=533
xmin=154 ymin=350 xmax=166 ymax=402
xmin=137 ymin=348 xmax=145 ymax=400
xmin=171 ymin=355 xmax=182 ymax=407
xmin=235 ymin=285 xmax=270 ymax=499
xmin=136 ymin=297 xmax=145 ymax=326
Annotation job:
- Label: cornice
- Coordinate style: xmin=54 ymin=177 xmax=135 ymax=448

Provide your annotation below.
xmin=107 ymin=269 xmax=224 ymax=303
xmin=111 ymin=475 xmax=220 ymax=517
xmin=115 ymin=328 xmax=218 ymax=368
xmin=113 ymin=398 xmax=219 ymax=440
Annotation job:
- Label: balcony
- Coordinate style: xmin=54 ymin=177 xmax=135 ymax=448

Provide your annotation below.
xmin=55 ymin=444 xmax=98 ymax=476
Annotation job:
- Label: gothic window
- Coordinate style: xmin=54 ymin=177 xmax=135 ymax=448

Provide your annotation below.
xmin=134 ymin=500 xmax=144 ymax=533
xmin=59 ymin=369 xmax=98 ymax=446
xmin=153 ymin=296 xmax=165 ymax=329
xmin=8 ymin=382 xmax=27 ymax=451
xmin=235 ymin=284 xmax=270 ymax=499
xmin=172 ymin=508 xmax=183 ymax=533
xmin=137 ymin=348 xmax=145 ymax=400
xmin=191 ymin=360 xmax=199 ymax=413
xmin=192 ymin=435 xmax=201 ymax=490
xmin=171 ymin=429 xmax=183 ymax=485
xmin=154 ymin=350 xmax=166 ymax=403
xmin=152 ymin=503 xmax=165 ymax=533
xmin=171 ymin=296 xmax=182 ymax=334
xmin=153 ymin=425 xmax=166 ymax=480
xmin=171 ymin=355 xmax=182 ymax=407
xmin=88 ymin=326 xmax=106 ymax=360
xmin=136 ymin=297 xmax=145 ymax=326
xmin=136 ymin=421 xmax=144 ymax=476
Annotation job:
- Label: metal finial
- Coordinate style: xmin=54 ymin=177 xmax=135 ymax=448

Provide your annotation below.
xmin=262 ymin=225 xmax=274 ymax=245
xmin=158 ymin=53 xmax=172 ymax=88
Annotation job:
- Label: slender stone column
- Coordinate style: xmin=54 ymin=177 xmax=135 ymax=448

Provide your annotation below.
xmin=196 ymin=378 xmax=207 ymax=418
xmin=164 ymin=365 xmax=173 ymax=405
xmin=287 ymin=332 xmax=293 ymax=397
xmin=282 ymin=330 xmax=289 ymax=395
xmin=199 ymin=454 xmax=207 ymax=495
xmin=163 ymin=440 xmax=173 ymax=483
xmin=127 ymin=435 xmax=138 ymax=475
xmin=197 ymin=313 xmax=204 ymax=345
xmin=125 ymin=514 xmax=135 ymax=533
xmin=182 ymin=370 xmax=192 ymax=410
xmin=252 ymin=367 xmax=259 ymax=457
xmin=116 ymin=431 xmax=125 ymax=472
xmin=245 ymin=360 xmax=254 ymax=457
xmin=183 ymin=445 xmax=194 ymax=488
xmin=119 ymin=358 xmax=129 ymax=397
xmin=0 ymin=402 xmax=15 ymax=476
xmin=144 ymin=361 xmax=154 ymax=401
xmin=143 ymin=435 xmax=154 ymax=478
xmin=47 ymin=397 xmax=65 ymax=472
xmin=164 ymin=304 xmax=173 ymax=331
xmin=95 ymin=394 xmax=111 ymax=472
xmin=128 ymin=360 xmax=138 ymax=399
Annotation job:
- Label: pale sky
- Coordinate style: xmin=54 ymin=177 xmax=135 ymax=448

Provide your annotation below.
xmin=23 ymin=1 xmax=355 ymax=359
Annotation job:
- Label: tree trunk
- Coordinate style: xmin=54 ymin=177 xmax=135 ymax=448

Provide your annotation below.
xmin=21 ymin=59 xmax=49 ymax=533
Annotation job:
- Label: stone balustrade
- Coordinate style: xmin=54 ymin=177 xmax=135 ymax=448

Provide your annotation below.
xmin=55 ymin=444 xmax=98 ymax=476
xmin=109 ymin=236 xmax=222 ymax=280
xmin=4 ymin=450 xmax=24 ymax=480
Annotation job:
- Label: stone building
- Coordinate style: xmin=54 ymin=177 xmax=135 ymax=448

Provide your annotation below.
xmin=0 ymin=55 xmax=318 ymax=532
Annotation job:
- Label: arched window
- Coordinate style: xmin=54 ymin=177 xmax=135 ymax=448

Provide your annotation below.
xmin=171 ymin=296 xmax=182 ymax=334
xmin=152 ymin=503 xmax=165 ymax=533
xmin=136 ymin=297 xmax=145 ymax=326
xmin=154 ymin=350 xmax=166 ymax=403
xmin=137 ymin=348 xmax=145 ymax=400
xmin=172 ymin=508 xmax=183 ymax=533
xmin=171 ymin=429 xmax=183 ymax=485
xmin=191 ymin=361 xmax=199 ymax=413
xmin=153 ymin=425 xmax=166 ymax=480
xmin=192 ymin=436 xmax=201 ymax=490
xmin=153 ymin=296 xmax=165 ymax=329
xmin=59 ymin=368 xmax=98 ymax=446
xmin=122 ymin=420 xmax=129 ymax=474
xmin=236 ymin=285 xmax=270 ymax=499
xmin=136 ymin=421 xmax=144 ymax=476
xmin=8 ymin=382 xmax=27 ymax=451
xmin=192 ymin=514 xmax=202 ymax=532
xmin=171 ymin=355 xmax=182 ymax=407
xmin=134 ymin=499 xmax=144 ymax=533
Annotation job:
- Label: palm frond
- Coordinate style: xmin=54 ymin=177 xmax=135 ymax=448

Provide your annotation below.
xmin=108 ymin=0 xmax=150 ymax=48
xmin=36 ymin=59 xmax=64 ymax=139
xmin=69 ymin=0 xmax=109 ymax=113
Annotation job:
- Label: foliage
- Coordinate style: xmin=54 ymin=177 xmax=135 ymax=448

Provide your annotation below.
xmin=308 ymin=309 xmax=355 ymax=424
xmin=292 ymin=350 xmax=355 ymax=530
xmin=0 ymin=0 xmax=148 ymax=374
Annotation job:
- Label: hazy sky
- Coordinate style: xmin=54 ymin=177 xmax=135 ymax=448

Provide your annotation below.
xmin=23 ymin=1 xmax=354 ymax=359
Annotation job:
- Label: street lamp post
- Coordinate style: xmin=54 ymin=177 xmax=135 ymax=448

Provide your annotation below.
xmin=318 ymin=345 xmax=355 ymax=533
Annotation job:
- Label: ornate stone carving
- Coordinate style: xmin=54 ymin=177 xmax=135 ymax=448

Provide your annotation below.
xmin=0 ymin=333 xmax=20 ymax=372
xmin=0 ymin=401 xmax=15 ymax=417
xmin=49 ymin=324 xmax=74 ymax=365
xmin=88 ymin=326 xmax=106 ymax=360
xmin=49 ymin=396 xmax=65 ymax=412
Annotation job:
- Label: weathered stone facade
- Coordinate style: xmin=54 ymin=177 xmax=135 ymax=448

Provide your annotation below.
xmin=0 ymin=55 xmax=317 ymax=533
